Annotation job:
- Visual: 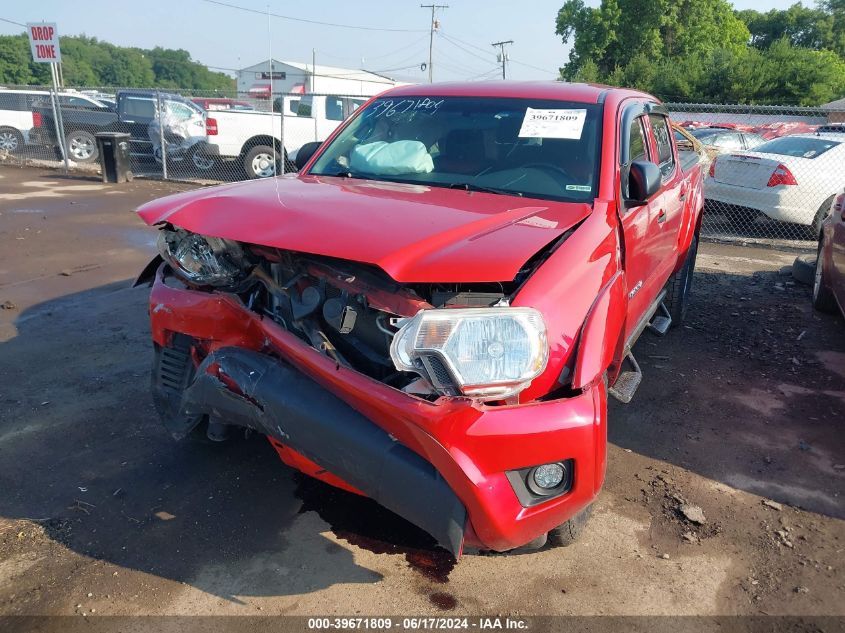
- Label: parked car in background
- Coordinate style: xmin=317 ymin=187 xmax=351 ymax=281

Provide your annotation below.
xmin=31 ymin=90 xmax=214 ymax=170
xmin=206 ymin=94 xmax=368 ymax=178
xmin=135 ymin=81 xmax=703 ymax=555
xmin=814 ymin=187 xmax=845 ymax=315
xmin=688 ymin=126 xmax=766 ymax=154
xmin=673 ymin=123 xmax=715 ymax=164
xmin=705 ymin=133 xmax=845 ymax=235
xmin=0 ymin=89 xmax=107 ymax=154
xmin=191 ymin=97 xmax=255 ymax=112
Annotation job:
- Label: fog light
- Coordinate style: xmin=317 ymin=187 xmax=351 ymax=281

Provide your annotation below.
xmin=532 ymin=463 xmax=565 ymax=489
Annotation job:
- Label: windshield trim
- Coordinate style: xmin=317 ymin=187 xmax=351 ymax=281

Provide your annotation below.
xmin=305 ymin=95 xmax=604 ymax=205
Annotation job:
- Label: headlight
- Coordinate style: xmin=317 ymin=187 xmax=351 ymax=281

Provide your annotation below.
xmin=157 ymin=227 xmax=250 ymax=287
xmin=390 ymin=307 xmax=548 ymax=401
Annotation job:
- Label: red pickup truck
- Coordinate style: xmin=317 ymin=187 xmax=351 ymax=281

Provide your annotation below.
xmin=136 ymin=82 xmax=703 ymax=556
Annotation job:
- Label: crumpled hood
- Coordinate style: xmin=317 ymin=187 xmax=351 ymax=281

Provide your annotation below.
xmin=137 ymin=175 xmax=592 ymax=283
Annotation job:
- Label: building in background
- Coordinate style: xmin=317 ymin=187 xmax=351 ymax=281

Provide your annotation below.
xmin=822 ymin=97 xmax=845 ymax=123
xmin=236 ymin=59 xmax=408 ymax=98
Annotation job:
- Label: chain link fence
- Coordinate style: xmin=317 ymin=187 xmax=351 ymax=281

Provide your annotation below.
xmin=0 ymin=84 xmax=365 ymax=183
xmin=1 ymin=85 xmax=843 ymax=247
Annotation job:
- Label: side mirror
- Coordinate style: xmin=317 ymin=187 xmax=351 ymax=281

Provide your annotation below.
xmin=294 ymin=141 xmax=322 ymax=171
xmin=627 ymin=160 xmax=662 ymax=203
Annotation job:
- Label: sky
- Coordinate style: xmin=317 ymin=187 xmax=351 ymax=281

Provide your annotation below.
xmin=1 ymin=0 xmax=807 ymax=83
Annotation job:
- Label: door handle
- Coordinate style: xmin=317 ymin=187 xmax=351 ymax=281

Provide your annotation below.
xmin=657 ymin=209 xmax=667 ymax=224
xmin=679 ymin=184 xmax=688 ymax=201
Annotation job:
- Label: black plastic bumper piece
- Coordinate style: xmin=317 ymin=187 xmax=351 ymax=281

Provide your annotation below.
xmin=152 ymin=345 xmax=467 ymax=557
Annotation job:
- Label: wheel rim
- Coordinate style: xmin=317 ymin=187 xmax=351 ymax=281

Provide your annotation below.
xmin=0 ymin=132 xmax=19 ymax=152
xmin=251 ymin=152 xmax=276 ymax=178
xmin=69 ymin=135 xmax=94 ymax=160
xmin=193 ymin=153 xmax=215 ymax=171
xmin=813 ymin=245 xmax=824 ymax=302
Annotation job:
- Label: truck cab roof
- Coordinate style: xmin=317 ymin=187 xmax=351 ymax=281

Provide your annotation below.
xmin=381 ymin=81 xmax=655 ymax=105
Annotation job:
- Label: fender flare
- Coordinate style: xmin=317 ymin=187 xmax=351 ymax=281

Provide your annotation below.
xmin=571 ymin=271 xmax=627 ymax=389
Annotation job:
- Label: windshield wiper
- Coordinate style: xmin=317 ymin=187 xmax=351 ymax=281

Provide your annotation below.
xmin=449 ymin=182 xmax=523 ymax=197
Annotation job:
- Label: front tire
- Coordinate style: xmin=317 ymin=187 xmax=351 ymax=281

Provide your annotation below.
xmin=547 ymin=504 xmax=592 ymax=547
xmin=812 ymin=233 xmax=838 ymax=314
xmin=666 ymin=234 xmax=698 ymax=325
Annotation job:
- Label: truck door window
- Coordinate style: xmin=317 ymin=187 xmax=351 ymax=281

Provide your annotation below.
xmin=628 ymin=117 xmax=649 ymax=164
xmin=648 ymin=114 xmax=675 ymax=179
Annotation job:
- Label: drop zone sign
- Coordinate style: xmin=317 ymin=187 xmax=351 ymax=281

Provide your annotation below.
xmin=27 ymin=23 xmax=61 ymax=63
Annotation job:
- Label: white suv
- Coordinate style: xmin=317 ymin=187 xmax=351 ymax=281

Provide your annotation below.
xmin=0 ymin=90 xmax=107 ymax=154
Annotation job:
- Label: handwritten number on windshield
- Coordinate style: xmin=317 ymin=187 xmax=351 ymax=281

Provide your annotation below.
xmin=366 ymin=98 xmax=445 ymax=119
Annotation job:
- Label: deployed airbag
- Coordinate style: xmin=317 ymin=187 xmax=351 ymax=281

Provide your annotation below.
xmin=350 ymin=141 xmax=434 ymax=176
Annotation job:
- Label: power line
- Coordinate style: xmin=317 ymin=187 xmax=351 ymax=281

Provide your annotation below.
xmin=315 ymin=34 xmax=430 ymax=66
xmin=199 ymin=0 xmax=424 ymax=33
xmin=509 ymin=58 xmax=557 ymax=75
xmin=467 ymin=68 xmax=502 ymax=81
xmin=436 ymin=60 xmax=490 ymax=77
xmin=0 ymin=16 xmax=27 ymax=27
xmin=441 ymin=30 xmax=557 ymax=77
xmin=437 ymin=31 xmax=492 ymax=56
xmin=437 ymin=32 xmax=494 ymax=65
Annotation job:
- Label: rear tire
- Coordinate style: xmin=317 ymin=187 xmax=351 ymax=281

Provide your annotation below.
xmin=66 ymin=130 xmax=98 ymax=163
xmin=809 ymin=196 xmax=834 ymax=239
xmin=665 ymin=234 xmax=698 ymax=326
xmin=244 ymin=144 xmax=280 ymax=179
xmin=190 ymin=146 xmax=216 ymax=172
xmin=547 ymin=504 xmax=592 ymax=547
xmin=0 ymin=127 xmax=24 ymax=153
xmin=813 ymin=233 xmax=838 ymax=314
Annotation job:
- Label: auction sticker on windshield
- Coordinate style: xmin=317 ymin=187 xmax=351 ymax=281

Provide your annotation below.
xmin=519 ymin=108 xmax=586 ymax=139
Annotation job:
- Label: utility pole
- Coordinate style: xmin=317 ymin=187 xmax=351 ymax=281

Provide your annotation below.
xmin=421 ymin=4 xmax=448 ymax=83
xmin=492 ymin=40 xmax=513 ymax=80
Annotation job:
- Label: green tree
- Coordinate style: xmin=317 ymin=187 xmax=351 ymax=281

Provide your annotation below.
xmin=556 ymin=0 xmax=749 ymax=80
xmin=556 ymin=0 xmax=845 ymax=105
xmin=0 ymin=34 xmax=37 ymax=85
xmin=738 ymin=4 xmax=834 ymax=50
xmin=0 ymin=32 xmax=234 ymax=91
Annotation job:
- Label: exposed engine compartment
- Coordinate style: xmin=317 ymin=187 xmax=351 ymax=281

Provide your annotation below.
xmin=239 ymin=247 xmax=518 ymax=398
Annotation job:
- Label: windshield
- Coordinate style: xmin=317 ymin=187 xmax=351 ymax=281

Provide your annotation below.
xmin=308 ymin=96 xmax=602 ymax=202
xmin=755 ymin=136 xmax=840 ymax=159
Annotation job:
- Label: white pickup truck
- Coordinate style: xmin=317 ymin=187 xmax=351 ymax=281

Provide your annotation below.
xmin=205 ymin=94 xmax=368 ymax=178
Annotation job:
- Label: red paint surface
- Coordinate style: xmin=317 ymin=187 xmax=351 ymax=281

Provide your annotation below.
xmin=137 ymin=176 xmax=592 ymax=283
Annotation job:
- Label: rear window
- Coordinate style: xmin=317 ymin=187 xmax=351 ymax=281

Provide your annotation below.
xmin=123 ymin=97 xmax=155 ymax=119
xmin=755 ymin=136 xmax=840 ymax=159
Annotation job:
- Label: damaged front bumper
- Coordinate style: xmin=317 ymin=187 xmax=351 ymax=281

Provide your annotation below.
xmin=148 ymin=264 xmax=607 ymax=555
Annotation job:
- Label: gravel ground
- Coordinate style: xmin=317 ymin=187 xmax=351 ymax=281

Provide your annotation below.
xmin=0 ymin=167 xmax=843 ymax=624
